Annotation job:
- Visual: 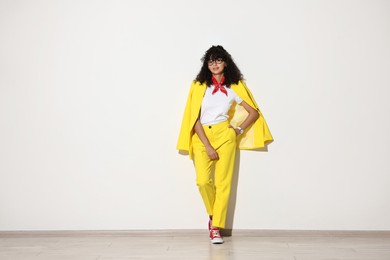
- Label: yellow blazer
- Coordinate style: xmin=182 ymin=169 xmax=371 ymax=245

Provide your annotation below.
xmin=177 ymin=80 xmax=273 ymax=159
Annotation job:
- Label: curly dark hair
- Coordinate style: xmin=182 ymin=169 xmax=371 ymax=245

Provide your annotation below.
xmin=195 ymin=45 xmax=243 ymax=88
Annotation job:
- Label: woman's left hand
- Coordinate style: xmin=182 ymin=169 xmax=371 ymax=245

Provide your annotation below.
xmin=229 ymin=125 xmax=239 ymax=136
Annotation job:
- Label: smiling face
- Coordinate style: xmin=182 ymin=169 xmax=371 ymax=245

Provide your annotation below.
xmin=208 ymin=58 xmax=226 ymax=77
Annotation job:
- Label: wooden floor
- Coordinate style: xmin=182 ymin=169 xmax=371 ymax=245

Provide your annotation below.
xmin=1 ymin=230 xmax=390 ymax=260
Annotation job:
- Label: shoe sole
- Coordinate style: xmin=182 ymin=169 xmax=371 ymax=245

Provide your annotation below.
xmin=211 ymin=238 xmax=224 ymax=244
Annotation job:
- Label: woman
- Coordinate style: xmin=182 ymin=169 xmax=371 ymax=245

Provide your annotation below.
xmin=177 ymin=45 xmax=273 ymax=244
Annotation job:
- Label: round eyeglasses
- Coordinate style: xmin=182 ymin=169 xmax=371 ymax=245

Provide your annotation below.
xmin=208 ymin=58 xmax=224 ymax=65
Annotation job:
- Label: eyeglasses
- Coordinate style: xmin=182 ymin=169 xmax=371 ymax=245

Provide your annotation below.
xmin=208 ymin=58 xmax=224 ymax=65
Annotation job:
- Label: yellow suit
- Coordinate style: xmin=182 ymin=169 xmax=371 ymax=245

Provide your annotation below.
xmin=177 ymin=80 xmax=273 ymax=228
xmin=177 ymin=80 xmax=273 ymax=159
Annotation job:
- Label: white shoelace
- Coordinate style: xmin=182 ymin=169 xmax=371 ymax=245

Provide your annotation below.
xmin=211 ymin=229 xmax=221 ymax=238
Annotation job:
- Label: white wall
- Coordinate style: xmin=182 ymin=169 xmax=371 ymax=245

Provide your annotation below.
xmin=1 ymin=0 xmax=389 ymax=231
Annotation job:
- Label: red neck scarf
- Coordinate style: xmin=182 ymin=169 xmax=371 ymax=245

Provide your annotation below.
xmin=211 ymin=76 xmax=227 ymax=96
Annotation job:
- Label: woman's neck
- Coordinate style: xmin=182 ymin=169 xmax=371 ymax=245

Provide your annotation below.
xmin=212 ymin=74 xmax=224 ymax=83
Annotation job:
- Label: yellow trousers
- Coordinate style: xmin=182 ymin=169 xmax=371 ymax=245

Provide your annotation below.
xmin=192 ymin=121 xmax=237 ymax=228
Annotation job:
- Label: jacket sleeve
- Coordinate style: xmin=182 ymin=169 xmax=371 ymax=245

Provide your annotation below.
xmin=231 ymin=81 xmax=274 ymax=149
xmin=176 ymin=82 xmax=195 ymax=152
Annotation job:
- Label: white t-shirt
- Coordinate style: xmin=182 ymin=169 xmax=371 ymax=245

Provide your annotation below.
xmin=200 ymin=85 xmax=243 ymax=125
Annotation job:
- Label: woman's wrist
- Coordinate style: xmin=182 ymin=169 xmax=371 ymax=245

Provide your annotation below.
xmin=205 ymin=143 xmax=213 ymax=149
xmin=236 ymin=126 xmax=244 ymax=135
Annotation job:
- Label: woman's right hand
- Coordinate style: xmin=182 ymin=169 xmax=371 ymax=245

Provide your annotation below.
xmin=205 ymin=145 xmax=219 ymax=160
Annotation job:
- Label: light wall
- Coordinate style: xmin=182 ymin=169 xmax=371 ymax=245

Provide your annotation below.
xmin=1 ymin=0 xmax=389 ymax=231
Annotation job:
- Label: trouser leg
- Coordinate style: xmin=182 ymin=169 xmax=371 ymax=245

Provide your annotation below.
xmin=211 ymin=133 xmax=236 ymax=228
xmin=193 ymin=148 xmax=214 ymax=215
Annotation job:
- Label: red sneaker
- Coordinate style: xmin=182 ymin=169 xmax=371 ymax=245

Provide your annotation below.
xmin=210 ymin=227 xmax=224 ymax=244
